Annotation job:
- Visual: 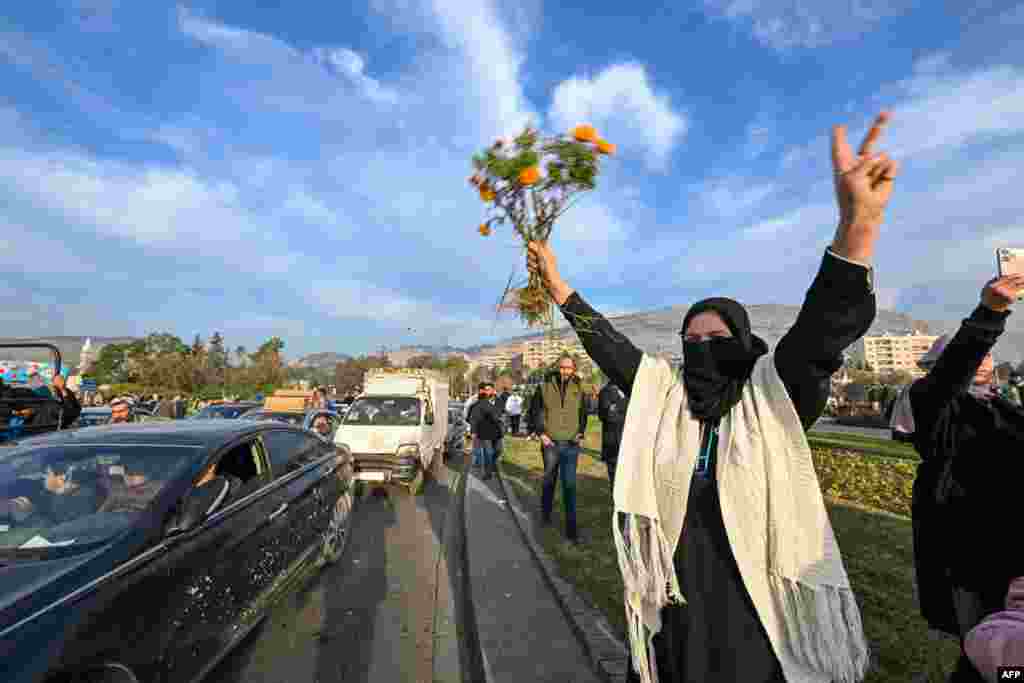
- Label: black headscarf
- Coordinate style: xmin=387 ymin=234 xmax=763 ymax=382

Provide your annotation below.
xmin=680 ymin=297 xmax=769 ymax=421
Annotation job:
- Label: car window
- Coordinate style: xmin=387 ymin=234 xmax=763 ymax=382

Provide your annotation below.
xmin=0 ymin=443 xmax=197 ymax=552
xmin=262 ymin=430 xmax=323 ymax=478
xmin=344 ymin=397 xmax=420 ymax=426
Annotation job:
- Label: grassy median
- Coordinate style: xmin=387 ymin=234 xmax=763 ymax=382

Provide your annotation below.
xmin=498 ymin=421 xmax=961 ymax=683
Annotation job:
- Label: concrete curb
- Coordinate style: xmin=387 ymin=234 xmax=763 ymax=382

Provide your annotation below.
xmin=495 ymin=465 xmax=630 ymax=683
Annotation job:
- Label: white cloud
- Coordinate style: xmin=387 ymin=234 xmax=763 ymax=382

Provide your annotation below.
xmin=782 ymin=58 xmax=1024 ymax=173
xmin=177 ymin=6 xmax=298 ymax=62
xmin=311 ymin=47 xmax=398 ymax=104
xmin=548 ymin=63 xmax=687 ymax=171
xmin=702 ymin=0 xmax=915 ymax=50
xmin=177 ymin=5 xmax=400 ymax=108
xmin=422 ymin=0 xmax=536 ymax=138
xmin=701 ymin=179 xmax=776 ymax=218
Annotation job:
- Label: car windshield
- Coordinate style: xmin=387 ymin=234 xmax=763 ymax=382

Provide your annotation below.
xmin=0 ymin=443 xmax=197 ymax=552
xmin=239 ymin=411 xmax=304 ymax=426
xmin=344 ymin=397 xmax=421 ymax=426
xmin=192 ymin=405 xmax=253 ymax=420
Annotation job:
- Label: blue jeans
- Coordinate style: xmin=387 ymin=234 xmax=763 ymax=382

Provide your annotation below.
xmin=541 ymin=441 xmax=579 ymax=539
xmin=473 ymin=439 xmax=495 ymax=468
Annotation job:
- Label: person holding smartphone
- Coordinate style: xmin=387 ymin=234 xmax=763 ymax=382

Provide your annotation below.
xmin=909 ymin=273 xmax=1024 ymax=682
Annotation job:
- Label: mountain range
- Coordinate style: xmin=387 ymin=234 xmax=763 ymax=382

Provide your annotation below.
xmin=3 ymin=302 xmax=1022 ymax=373
xmin=481 ymin=304 xmax=1024 ymax=366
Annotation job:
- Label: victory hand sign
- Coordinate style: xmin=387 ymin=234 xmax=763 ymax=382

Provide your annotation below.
xmin=830 ymin=112 xmax=899 ymax=264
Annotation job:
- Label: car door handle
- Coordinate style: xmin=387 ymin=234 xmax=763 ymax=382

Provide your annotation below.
xmin=268 ymin=503 xmax=288 ymax=521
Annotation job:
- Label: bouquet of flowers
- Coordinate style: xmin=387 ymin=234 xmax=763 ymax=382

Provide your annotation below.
xmin=470 ymin=124 xmax=615 ymax=326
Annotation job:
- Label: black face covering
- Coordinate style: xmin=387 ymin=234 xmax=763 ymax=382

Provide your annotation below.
xmin=681 ymin=297 xmax=768 ymax=421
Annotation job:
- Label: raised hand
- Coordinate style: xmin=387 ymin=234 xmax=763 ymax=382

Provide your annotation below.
xmin=526 ymin=241 xmax=574 ymax=305
xmin=981 ymin=274 xmax=1024 ymax=312
xmin=830 ymin=112 xmax=899 ymax=264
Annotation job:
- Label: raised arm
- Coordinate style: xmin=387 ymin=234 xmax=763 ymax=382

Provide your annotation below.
xmin=774 ymin=248 xmax=877 ymax=428
xmin=910 ymin=276 xmax=1022 ymax=421
xmin=774 ymin=111 xmax=900 ymax=429
xmin=527 ymin=242 xmax=643 ymax=394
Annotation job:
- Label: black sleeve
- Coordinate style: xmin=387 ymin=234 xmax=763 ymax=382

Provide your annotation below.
xmin=909 ymin=304 xmax=1010 ymax=429
xmin=597 ymin=387 xmax=611 ymax=423
xmin=59 ymin=389 xmax=81 ymax=429
xmin=578 ymin=392 xmax=588 ymax=436
xmin=559 ymin=293 xmax=643 ymax=395
xmin=528 ymin=389 xmax=545 ymax=436
xmin=774 ymin=249 xmax=877 ymax=430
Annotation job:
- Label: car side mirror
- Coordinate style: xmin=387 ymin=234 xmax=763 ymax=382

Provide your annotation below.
xmin=169 ymin=477 xmax=230 ymax=534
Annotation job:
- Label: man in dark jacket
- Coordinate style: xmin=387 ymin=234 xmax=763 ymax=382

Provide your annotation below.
xmin=468 ymin=382 xmax=503 ymax=480
xmin=528 ymin=353 xmax=588 ymax=543
xmin=597 ymin=381 xmax=628 ymax=488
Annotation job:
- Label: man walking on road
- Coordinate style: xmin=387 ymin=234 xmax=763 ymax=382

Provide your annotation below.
xmin=468 ymin=382 xmax=502 ymax=480
xmin=597 ymin=380 xmax=629 ymax=488
xmin=528 ymin=353 xmax=588 ymax=544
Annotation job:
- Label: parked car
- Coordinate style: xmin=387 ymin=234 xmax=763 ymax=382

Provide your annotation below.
xmin=1 ymin=344 xmax=74 ymax=444
xmin=1 ymin=420 xmax=355 ymax=683
xmin=334 ymin=369 xmax=448 ymax=487
xmin=240 ymin=408 xmax=341 ymax=435
xmin=189 ymin=402 xmax=262 ymax=421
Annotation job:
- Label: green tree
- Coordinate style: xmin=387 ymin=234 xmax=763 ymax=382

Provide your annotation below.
xmin=250 ymin=337 xmax=286 ymax=388
xmin=91 ymin=343 xmax=135 ymax=384
xmin=208 ymin=332 xmax=228 ymax=376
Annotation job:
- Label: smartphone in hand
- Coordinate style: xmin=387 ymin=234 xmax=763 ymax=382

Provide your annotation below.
xmin=996 ymin=247 xmax=1024 ymax=302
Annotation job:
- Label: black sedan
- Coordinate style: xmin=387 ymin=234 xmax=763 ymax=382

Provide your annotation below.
xmin=188 ymin=402 xmax=262 ymax=421
xmin=0 ymin=420 xmax=355 ymax=683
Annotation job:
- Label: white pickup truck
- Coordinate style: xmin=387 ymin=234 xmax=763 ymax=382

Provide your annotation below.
xmin=333 ymin=369 xmax=449 ymax=488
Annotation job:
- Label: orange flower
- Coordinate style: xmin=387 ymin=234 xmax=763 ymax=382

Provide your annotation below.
xmin=596 ymin=139 xmax=616 ymax=155
xmin=478 ymin=223 xmax=491 ymax=236
xmin=518 ymin=166 xmax=541 ymax=185
xmin=479 ymin=186 xmax=496 ymax=202
xmin=572 ymin=124 xmax=598 ymax=142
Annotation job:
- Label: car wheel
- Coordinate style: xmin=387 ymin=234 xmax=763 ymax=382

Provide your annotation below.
xmin=319 ymin=491 xmax=353 ymax=565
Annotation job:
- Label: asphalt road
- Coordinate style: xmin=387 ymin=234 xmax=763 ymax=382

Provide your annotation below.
xmin=208 ymin=468 xmax=460 ymax=683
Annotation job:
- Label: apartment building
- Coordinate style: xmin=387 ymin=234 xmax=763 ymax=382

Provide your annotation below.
xmin=474 ymin=344 xmax=525 ymax=370
xmin=849 ymin=330 xmax=939 ymax=377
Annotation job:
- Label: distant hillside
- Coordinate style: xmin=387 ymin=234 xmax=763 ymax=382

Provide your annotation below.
xmin=0 ymin=336 xmax=138 ymax=368
xmin=483 ymin=305 xmax=1024 ymax=366
xmin=289 ymin=351 xmax=352 ymax=369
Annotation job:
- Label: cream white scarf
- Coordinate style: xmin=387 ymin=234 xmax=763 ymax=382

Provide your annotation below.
xmin=613 ymin=354 xmax=870 ymax=683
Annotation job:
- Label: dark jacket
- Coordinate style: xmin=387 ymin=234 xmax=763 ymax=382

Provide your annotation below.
xmin=468 ymin=397 xmax=503 ymax=442
xmin=527 ymin=372 xmax=588 ymax=441
xmin=598 ymin=383 xmax=629 ymax=460
xmin=909 ymin=304 xmax=1024 ymax=638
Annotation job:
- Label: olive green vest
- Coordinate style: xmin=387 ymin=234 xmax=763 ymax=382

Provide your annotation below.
xmin=541 ymin=376 xmax=582 ymax=441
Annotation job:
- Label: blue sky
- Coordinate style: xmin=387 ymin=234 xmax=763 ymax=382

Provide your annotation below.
xmin=2 ymin=1 xmax=1023 ymax=358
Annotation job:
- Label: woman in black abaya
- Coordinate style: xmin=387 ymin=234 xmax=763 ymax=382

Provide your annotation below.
xmin=527 ymin=112 xmax=898 ymax=682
